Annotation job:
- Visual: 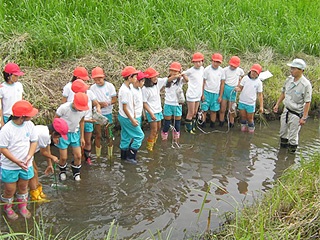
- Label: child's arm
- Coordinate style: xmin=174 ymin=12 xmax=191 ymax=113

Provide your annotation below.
xmin=123 ymin=103 xmax=138 ymax=126
xmin=201 ymin=78 xmax=206 ymax=101
xmin=0 ymin=100 xmax=3 ymax=128
xmin=258 ymin=92 xmax=264 ymax=113
xmin=40 ymin=146 xmax=59 ymax=175
xmin=79 ymin=116 xmax=85 ymax=148
xmin=143 ymin=102 xmax=156 ymax=121
xmin=92 ymin=99 xmax=101 ymax=113
xmin=61 ymin=96 xmax=67 ymax=104
xmin=1 ymin=148 xmax=29 ymax=171
xmin=218 ymin=80 xmax=225 ymax=103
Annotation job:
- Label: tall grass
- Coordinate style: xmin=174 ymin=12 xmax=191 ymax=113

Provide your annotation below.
xmin=1 ymin=0 xmax=320 ymax=66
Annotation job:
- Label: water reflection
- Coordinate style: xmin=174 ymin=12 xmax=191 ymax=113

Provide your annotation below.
xmin=0 ymin=120 xmax=319 ymax=239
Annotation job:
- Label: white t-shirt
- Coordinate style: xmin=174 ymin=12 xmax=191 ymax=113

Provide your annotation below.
xmin=130 ymin=84 xmax=143 ymax=118
xmin=0 ymin=120 xmax=38 ymax=170
xmin=239 ymin=75 xmax=263 ymax=105
xmin=62 ymin=82 xmax=74 ymax=102
xmin=90 ymin=81 xmax=117 ymax=115
xmin=118 ymin=83 xmax=134 ymax=118
xmin=35 ymin=125 xmax=50 ymax=153
xmin=142 ymin=77 xmax=167 ymax=114
xmin=223 ymin=66 xmax=245 ymax=87
xmin=0 ymin=82 xmax=24 ymax=117
xmin=203 ymin=65 xmax=225 ymax=94
xmin=182 ymin=66 xmax=204 ymax=101
xmin=56 ymin=102 xmax=87 ymax=132
xmin=164 ymin=77 xmax=184 ymax=106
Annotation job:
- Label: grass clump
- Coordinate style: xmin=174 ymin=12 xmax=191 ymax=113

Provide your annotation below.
xmin=209 ymin=153 xmax=320 ymax=239
xmin=1 ymin=0 xmax=320 ymax=67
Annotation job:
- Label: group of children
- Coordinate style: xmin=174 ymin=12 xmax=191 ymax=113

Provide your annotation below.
xmin=0 ymin=53 xmax=311 ymax=221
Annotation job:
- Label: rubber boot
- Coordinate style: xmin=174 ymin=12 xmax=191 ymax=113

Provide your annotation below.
xmin=173 ymin=131 xmax=180 ymax=144
xmin=95 ymin=146 xmax=102 ymax=157
xmin=146 ymin=139 xmax=155 ymax=152
xmin=210 ymin=121 xmax=215 ymax=129
xmin=83 ymin=149 xmax=92 ymax=165
xmin=71 ymin=162 xmax=82 ymax=181
xmin=280 ymin=138 xmax=289 ymax=148
xmin=288 ymin=144 xmax=298 ymax=154
xmin=161 ymin=131 xmax=169 ymax=140
xmin=120 ymin=149 xmax=127 ymax=160
xmin=1 ymin=195 xmax=18 ymax=220
xmin=154 ymin=133 xmax=159 ymax=143
xmin=126 ymin=148 xmax=137 ymax=164
xmin=37 ymin=184 xmax=46 ymax=199
xmin=58 ymin=163 xmax=67 ymax=181
xmin=108 ymin=145 xmax=113 ymax=159
xmin=248 ymin=122 xmax=255 ymax=133
xmin=192 ymin=118 xmax=196 ymax=132
xmin=30 ymin=188 xmax=43 ymax=201
xmin=16 ymin=193 xmax=31 ymax=219
xmin=185 ymin=120 xmax=195 ymax=134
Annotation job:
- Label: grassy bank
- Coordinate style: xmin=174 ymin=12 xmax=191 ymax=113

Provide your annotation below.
xmin=209 ymin=152 xmax=320 ymax=239
xmin=1 ymin=0 xmax=320 ymax=67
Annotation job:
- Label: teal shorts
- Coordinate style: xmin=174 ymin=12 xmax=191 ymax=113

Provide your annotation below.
xmin=84 ymin=122 xmax=94 ymax=133
xmin=222 ymin=84 xmax=237 ymax=102
xmin=56 ymin=131 xmax=81 ymax=149
xmin=1 ymin=166 xmax=34 ymax=183
xmin=163 ymin=104 xmax=182 ymax=117
xmin=201 ymin=90 xmax=220 ymax=112
xmin=146 ymin=112 xmax=164 ymax=122
xmin=3 ymin=116 xmax=10 ymax=124
xmin=238 ymin=102 xmax=255 ymax=113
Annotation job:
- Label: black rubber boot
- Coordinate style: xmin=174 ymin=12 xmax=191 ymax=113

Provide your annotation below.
xmin=71 ymin=161 xmax=82 ymax=181
xmin=280 ymin=138 xmax=289 ymax=148
xmin=58 ymin=163 xmax=67 ymax=181
xmin=126 ymin=148 xmax=137 ymax=164
xmin=120 ymin=149 xmax=127 ymax=160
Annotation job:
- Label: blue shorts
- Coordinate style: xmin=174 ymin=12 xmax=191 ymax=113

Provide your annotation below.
xmin=163 ymin=104 xmax=182 ymax=117
xmin=146 ymin=112 xmax=164 ymax=122
xmin=222 ymin=84 xmax=237 ymax=102
xmin=84 ymin=122 xmax=94 ymax=133
xmin=201 ymin=90 xmax=220 ymax=112
xmin=1 ymin=166 xmax=34 ymax=183
xmin=238 ymin=102 xmax=255 ymax=113
xmin=56 ymin=131 xmax=81 ymax=149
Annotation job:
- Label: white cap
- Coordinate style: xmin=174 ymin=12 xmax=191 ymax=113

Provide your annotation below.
xmin=287 ymin=58 xmax=306 ymax=70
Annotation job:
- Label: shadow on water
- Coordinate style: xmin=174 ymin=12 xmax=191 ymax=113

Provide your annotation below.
xmin=0 ymin=120 xmax=319 ymax=239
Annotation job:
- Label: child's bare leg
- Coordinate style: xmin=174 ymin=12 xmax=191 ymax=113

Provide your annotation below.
xmin=219 ymin=99 xmax=227 ymax=124
xmin=16 ymin=179 xmax=31 ymax=218
xmin=84 ymin=131 xmax=93 ymax=164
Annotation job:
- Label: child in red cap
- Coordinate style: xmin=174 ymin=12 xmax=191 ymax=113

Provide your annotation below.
xmin=220 ymin=56 xmax=245 ymax=128
xmin=29 ymin=118 xmax=69 ymax=201
xmin=118 ymin=66 xmax=144 ymax=164
xmin=90 ymin=67 xmax=117 ymax=159
xmin=0 ymin=63 xmax=24 ymax=126
xmin=235 ymin=64 xmax=264 ymax=133
xmin=131 ymin=71 xmax=147 ymax=125
xmin=0 ymin=100 xmax=38 ymax=220
xmin=181 ymin=52 xmax=205 ymax=133
xmin=55 ymin=92 xmax=89 ymax=181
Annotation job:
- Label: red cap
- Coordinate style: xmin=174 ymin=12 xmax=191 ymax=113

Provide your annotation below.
xmin=192 ymin=52 xmax=204 ymax=62
xmin=71 ymin=79 xmax=89 ymax=93
xmin=53 ymin=118 xmax=69 ymax=140
xmin=137 ymin=71 xmax=148 ymax=81
xmin=73 ymin=67 xmax=89 ymax=80
xmin=250 ymin=64 xmax=262 ymax=75
xmin=121 ymin=66 xmax=139 ymax=78
xmin=144 ymin=67 xmax=159 ymax=78
xmin=4 ymin=63 xmax=25 ymax=76
xmin=169 ymin=62 xmax=182 ymax=72
xmin=91 ymin=67 xmax=105 ymax=79
xmin=229 ymin=56 xmax=241 ymax=68
xmin=211 ymin=53 xmax=223 ymax=63
xmin=73 ymin=92 xmax=89 ymax=111
xmin=12 ymin=100 xmax=38 ymax=117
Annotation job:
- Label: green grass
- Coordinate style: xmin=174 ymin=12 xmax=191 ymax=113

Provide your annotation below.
xmin=1 ymin=0 xmax=320 ymax=66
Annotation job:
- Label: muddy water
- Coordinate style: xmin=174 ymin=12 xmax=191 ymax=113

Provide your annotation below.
xmin=1 ymin=120 xmax=319 ymax=239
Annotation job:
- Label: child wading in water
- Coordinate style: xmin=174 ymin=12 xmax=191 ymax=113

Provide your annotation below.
xmin=235 ymin=64 xmax=264 ymax=133
xmin=182 ymin=52 xmax=204 ymax=133
xmin=220 ymin=56 xmax=244 ymax=128
xmin=90 ymin=67 xmax=117 ymax=159
xmin=142 ymin=67 xmax=167 ymax=151
xmin=0 ymin=100 xmax=38 ymax=220
xmin=118 ymin=66 xmax=144 ymax=164
xmin=0 ymin=63 xmax=24 ymax=125
xmin=200 ymin=53 xmax=225 ymax=128
xmin=161 ymin=62 xmax=185 ymax=143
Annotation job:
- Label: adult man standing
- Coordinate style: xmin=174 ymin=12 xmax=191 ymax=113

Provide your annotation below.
xmin=273 ymin=59 xmax=312 ymax=153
